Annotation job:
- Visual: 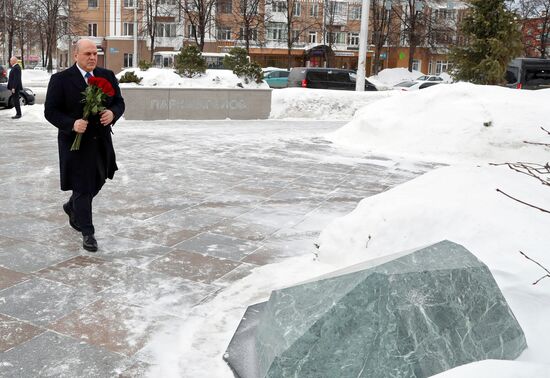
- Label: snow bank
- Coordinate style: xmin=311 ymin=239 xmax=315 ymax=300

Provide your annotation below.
xmin=430 ymin=360 xmax=550 ymax=378
xmin=270 ymin=87 xmax=395 ymax=120
xmin=317 ymin=165 xmax=550 ymax=373
xmin=368 ymin=67 xmax=424 ymax=88
xmin=327 ymin=82 xmax=550 ymax=163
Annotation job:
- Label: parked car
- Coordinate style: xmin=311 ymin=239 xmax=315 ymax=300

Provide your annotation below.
xmin=392 ymin=80 xmax=441 ymax=91
xmin=0 ymin=84 xmax=36 ymax=108
xmin=415 ymin=75 xmax=444 ymax=82
xmin=505 ymin=57 xmax=550 ymax=90
xmin=288 ymin=67 xmax=377 ymax=91
xmin=0 ymin=65 xmax=7 ymax=83
xmin=263 ymin=69 xmax=289 ymax=88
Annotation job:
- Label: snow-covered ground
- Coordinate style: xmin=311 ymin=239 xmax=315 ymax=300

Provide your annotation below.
xmin=142 ymin=83 xmax=550 ymax=377
xmin=10 ymin=67 xmax=550 ymax=377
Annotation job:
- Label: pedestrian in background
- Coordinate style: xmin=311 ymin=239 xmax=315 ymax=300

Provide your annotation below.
xmin=7 ymin=56 xmax=22 ymax=119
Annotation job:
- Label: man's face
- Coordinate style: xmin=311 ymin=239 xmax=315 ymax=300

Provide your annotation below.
xmin=75 ymin=42 xmax=98 ymax=72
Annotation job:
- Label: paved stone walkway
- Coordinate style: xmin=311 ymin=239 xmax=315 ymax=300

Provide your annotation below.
xmin=0 ymin=115 xmax=438 ymax=377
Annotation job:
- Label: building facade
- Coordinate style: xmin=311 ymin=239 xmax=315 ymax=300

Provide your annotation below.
xmin=61 ymin=0 xmax=467 ymax=75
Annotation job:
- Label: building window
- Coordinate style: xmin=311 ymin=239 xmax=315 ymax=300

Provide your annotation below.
xmin=88 ymin=0 xmax=98 ymax=8
xmin=217 ymin=0 xmax=232 ymax=13
xmin=293 ymin=2 xmax=301 ymax=16
xmin=271 ymin=1 xmax=285 ymax=13
xmin=335 ymin=32 xmax=346 ymax=44
xmin=267 ymin=23 xmax=285 ymax=41
xmin=412 ymin=59 xmax=421 ymax=72
xmin=188 ymin=24 xmax=197 ymax=38
xmin=329 ymin=1 xmax=345 ymax=16
xmin=217 ymin=27 xmax=232 ymax=40
xmin=435 ymin=60 xmax=450 ymax=74
xmin=159 ymin=0 xmax=177 ymax=4
xmin=309 ymin=3 xmax=318 ymax=17
xmin=348 ymin=32 xmax=359 ymax=46
xmin=292 ymin=29 xmax=300 ymax=42
xmin=124 ymin=53 xmax=133 ymax=67
xmin=88 ymin=23 xmax=98 ymax=37
xmin=123 ymin=22 xmax=134 ymax=36
xmin=123 ymin=0 xmax=135 ymax=7
xmin=239 ymin=28 xmax=258 ymax=41
xmin=308 ymin=31 xmax=317 ymax=44
xmin=155 ymin=23 xmax=177 ymax=37
xmin=241 ymin=0 xmax=258 ymax=14
xmin=350 ymin=6 xmax=361 ymax=20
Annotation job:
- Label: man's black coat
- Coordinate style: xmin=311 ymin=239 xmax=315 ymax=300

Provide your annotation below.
xmin=7 ymin=63 xmax=22 ymax=91
xmin=44 ymin=64 xmax=125 ymax=194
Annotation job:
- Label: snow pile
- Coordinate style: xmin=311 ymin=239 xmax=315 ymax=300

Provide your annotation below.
xmin=316 ymin=166 xmax=550 ymax=377
xmin=327 ymin=82 xmax=550 ymax=163
xmin=368 ymin=67 xmax=424 ymax=88
xmin=430 ymin=360 xmax=550 ymax=378
xmin=270 ymin=87 xmax=395 ymax=119
xmin=116 ymin=67 xmax=268 ymax=89
xmin=316 ymin=81 xmax=550 ymax=376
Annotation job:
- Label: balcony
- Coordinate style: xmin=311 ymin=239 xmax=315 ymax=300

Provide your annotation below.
xmin=146 ymin=36 xmax=184 ymax=50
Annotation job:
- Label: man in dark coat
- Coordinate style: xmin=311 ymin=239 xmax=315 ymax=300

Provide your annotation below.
xmin=44 ymin=39 xmax=125 ymax=252
xmin=7 ymin=56 xmax=23 ymax=119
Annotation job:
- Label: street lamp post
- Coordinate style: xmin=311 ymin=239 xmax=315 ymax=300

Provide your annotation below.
xmin=355 ymin=0 xmax=370 ymax=91
xmin=133 ymin=1 xmax=138 ymax=68
xmin=4 ymin=0 xmax=8 ymax=65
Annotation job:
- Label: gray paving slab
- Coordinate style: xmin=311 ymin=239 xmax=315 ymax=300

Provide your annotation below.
xmin=0 ymin=115 xmax=440 ymax=374
xmin=0 ymin=278 xmax=97 ymax=327
xmin=0 ymin=331 xmax=131 ymax=378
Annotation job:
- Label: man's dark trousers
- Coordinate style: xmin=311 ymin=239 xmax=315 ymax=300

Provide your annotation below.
xmin=12 ymin=90 xmax=21 ymax=116
xmin=68 ymin=191 xmax=98 ymax=236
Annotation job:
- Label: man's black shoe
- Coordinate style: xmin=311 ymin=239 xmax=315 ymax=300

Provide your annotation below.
xmin=63 ymin=202 xmax=81 ymax=232
xmin=83 ymin=234 xmax=98 ymax=252
xmin=12 ymin=115 xmax=21 ymax=119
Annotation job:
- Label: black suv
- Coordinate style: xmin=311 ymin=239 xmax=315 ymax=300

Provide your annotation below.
xmin=287 ymin=67 xmax=377 ymax=91
xmin=0 ymin=65 xmax=7 ymax=83
xmin=505 ymin=58 xmax=550 ymax=90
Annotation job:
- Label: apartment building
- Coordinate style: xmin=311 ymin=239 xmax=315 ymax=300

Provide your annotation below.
xmin=61 ymin=0 xmax=466 ymax=75
xmin=520 ymin=16 xmax=550 ymax=58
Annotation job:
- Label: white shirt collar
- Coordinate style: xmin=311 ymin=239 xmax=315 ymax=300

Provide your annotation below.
xmin=76 ymin=64 xmax=93 ymax=80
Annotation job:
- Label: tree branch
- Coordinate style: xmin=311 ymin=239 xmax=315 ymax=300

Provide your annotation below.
xmin=520 ymin=250 xmax=550 ymax=285
xmin=496 ymin=189 xmax=550 ymax=214
xmin=490 ymin=162 xmax=550 ymax=186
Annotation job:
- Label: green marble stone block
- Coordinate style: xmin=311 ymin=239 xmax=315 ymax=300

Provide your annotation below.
xmin=224 ymin=240 xmax=527 ymax=378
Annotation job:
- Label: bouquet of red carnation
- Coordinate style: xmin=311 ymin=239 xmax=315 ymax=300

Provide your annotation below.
xmin=71 ymin=76 xmax=116 ymax=151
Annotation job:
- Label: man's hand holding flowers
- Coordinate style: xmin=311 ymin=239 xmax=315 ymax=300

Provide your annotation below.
xmin=71 ymin=76 xmax=116 ymax=151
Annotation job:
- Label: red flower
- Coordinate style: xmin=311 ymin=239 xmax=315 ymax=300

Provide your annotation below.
xmin=88 ymin=76 xmax=115 ymax=97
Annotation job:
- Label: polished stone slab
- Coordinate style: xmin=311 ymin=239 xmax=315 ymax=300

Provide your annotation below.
xmin=225 ymin=241 xmax=527 ymax=378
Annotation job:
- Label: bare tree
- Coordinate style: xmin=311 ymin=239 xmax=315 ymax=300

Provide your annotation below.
xmin=181 ymin=0 xmax=217 ymax=51
xmin=268 ymin=0 xmax=319 ymax=69
xmin=230 ymin=0 xmax=264 ymax=52
xmin=322 ymin=0 xmax=340 ymax=67
xmin=32 ymin=0 xmax=79 ymax=71
xmin=531 ymin=0 xmax=550 ymax=58
xmin=371 ymin=0 xmax=394 ymax=74
xmin=391 ymin=0 xmax=461 ymax=72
